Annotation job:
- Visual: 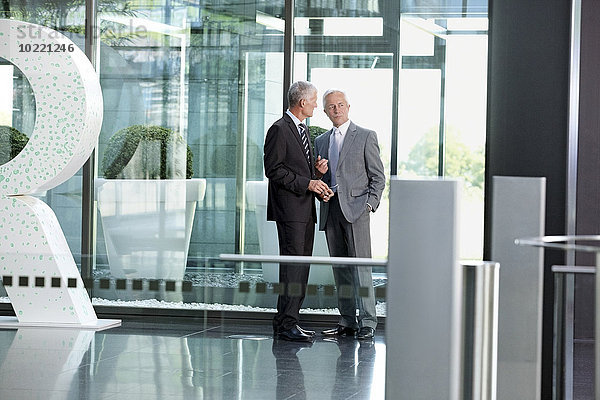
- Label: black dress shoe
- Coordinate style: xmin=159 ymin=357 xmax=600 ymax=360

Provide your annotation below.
xmin=356 ymin=327 xmax=375 ymax=340
xmin=278 ymin=325 xmax=312 ymax=342
xmin=321 ymin=325 xmax=358 ymax=336
xmin=298 ymin=326 xmax=315 ymax=336
xmin=275 ymin=325 xmax=314 ymax=336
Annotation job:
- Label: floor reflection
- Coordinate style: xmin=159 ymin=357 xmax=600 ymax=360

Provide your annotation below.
xmin=89 ymin=331 xmax=204 ymax=397
xmin=330 ymin=338 xmax=377 ymax=399
xmin=0 ymin=328 xmax=94 ymax=395
xmin=272 ymin=339 xmax=312 ymax=399
xmin=0 ymin=320 xmax=386 ymax=399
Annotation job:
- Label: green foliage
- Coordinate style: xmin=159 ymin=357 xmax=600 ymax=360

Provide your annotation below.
xmin=401 ymin=126 xmax=484 ymax=190
xmin=308 ymin=125 xmax=328 ymax=149
xmin=0 ymin=125 xmax=29 ymax=165
xmin=102 ymin=125 xmax=193 ymax=179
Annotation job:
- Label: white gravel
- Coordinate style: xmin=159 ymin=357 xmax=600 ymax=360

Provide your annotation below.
xmin=0 ymin=296 xmax=387 ymax=316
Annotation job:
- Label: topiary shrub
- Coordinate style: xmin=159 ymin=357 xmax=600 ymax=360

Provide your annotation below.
xmin=102 ymin=125 xmax=193 ymax=179
xmin=0 ymin=125 xmax=29 ymax=165
xmin=308 ymin=125 xmax=327 ymax=149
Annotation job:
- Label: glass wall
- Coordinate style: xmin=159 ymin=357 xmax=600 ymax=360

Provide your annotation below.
xmin=293 ymin=1 xmax=393 ymax=262
xmin=396 ymin=12 xmax=488 ymax=260
xmin=0 ymin=0 xmax=488 ymax=314
xmin=93 ymin=0 xmax=288 ymax=307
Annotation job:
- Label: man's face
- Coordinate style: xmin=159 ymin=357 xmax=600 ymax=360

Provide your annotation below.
xmin=324 ymin=92 xmax=350 ymax=127
xmin=300 ymin=90 xmax=319 ymax=118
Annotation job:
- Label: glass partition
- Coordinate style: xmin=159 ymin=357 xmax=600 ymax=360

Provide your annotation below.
xmin=397 ymin=14 xmax=488 ymax=260
xmin=293 ymin=0 xmax=394 ymax=270
xmin=0 ymin=0 xmax=488 ymax=315
xmin=294 ymin=56 xmax=393 ymax=263
xmin=93 ymin=0 xmax=288 ymax=308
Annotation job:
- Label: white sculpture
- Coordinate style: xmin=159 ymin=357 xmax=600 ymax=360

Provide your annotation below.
xmin=0 ymin=19 xmax=119 ymax=329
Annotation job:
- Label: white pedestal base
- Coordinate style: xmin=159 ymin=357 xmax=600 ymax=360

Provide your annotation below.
xmin=0 ymin=316 xmax=121 ymax=331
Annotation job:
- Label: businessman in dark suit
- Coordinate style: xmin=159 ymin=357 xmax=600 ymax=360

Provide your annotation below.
xmin=264 ymin=81 xmax=333 ymax=341
xmin=314 ymin=89 xmax=385 ymax=340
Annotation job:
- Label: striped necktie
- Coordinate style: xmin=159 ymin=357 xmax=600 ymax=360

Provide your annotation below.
xmin=298 ymin=123 xmax=311 ymax=165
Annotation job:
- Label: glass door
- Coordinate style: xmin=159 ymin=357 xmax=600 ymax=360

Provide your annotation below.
xmin=397 ymin=14 xmax=488 ymax=259
xmin=293 ymin=0 xmax=395 ymax=261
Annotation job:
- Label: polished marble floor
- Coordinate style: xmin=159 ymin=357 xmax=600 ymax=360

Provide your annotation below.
xmin=0 ymin=318 xmax=386 ymax=400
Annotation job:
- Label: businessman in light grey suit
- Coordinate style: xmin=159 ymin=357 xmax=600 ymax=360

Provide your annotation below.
xmin=314 ymin=89 xmax=385 ymax=340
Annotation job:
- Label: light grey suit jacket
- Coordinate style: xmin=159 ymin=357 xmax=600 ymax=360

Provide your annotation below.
xmin=314 ymin=121 xmax=385 ymax=231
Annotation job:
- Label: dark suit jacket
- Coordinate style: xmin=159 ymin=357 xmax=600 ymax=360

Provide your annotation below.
xmin=264 ymin=114 xmax=317 ymax=223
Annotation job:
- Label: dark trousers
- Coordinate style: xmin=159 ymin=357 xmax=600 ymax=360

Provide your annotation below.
xmin=273 ymin=221 xmax=315 ymax=331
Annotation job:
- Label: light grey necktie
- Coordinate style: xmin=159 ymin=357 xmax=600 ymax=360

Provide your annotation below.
xmin=329 ymin=128 xmax=341 ymax=190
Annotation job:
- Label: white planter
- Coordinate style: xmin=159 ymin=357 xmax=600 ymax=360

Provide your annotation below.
xmin=96 ymin=178 xmax=206 ymax=280
xmin=246 ymin=181 xmax=334 ymax=285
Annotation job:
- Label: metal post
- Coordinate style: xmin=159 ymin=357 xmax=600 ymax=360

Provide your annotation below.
xmin=81 ymin=0 xmax=99 ymax=293
xmin=282 ymin=0 xmax=294 ymax=112
xmin=462 ymin=261 xmax=499 ymax=400
xmin=564 ymin=0 xmax=582 ymax=397
xmin=552 ymin=265 xmax=595 ymax=399
xmin=492 ymin=176 xmax=546 ymax=400
xmin=386 ymin=178 xmax=462 ymax=400
xmin=596 ymin=252 xmax=600 ymax=400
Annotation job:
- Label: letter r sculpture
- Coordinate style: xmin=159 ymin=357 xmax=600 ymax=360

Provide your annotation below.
xmin=0 ymin=19 xmax=120 ymax=330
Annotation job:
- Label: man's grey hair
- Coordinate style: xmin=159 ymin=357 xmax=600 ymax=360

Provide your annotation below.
xmin=322 ymin=89 xmax=350 ymax=106
xmin=288 ymin=81 xmax=317 ymax=108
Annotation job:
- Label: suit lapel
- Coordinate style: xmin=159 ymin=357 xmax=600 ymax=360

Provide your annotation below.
xmin=338 ymin=122 xmax=358 ymax=166
xmin=306 ymin=126 xmax=314 ymax=162
xmin=284 ymin=114 xmax=304 ymax=150
xmin=323 ymin=129 xmax=333 ymax=159
xmin=284 ymin=114 xmax=313 ymax=170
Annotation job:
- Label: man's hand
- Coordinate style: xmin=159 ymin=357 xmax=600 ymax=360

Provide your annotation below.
xmin=322 ymin=189 xmax=335 ymax=202
xmin=308 ymin=180 xmax=334 ymax=202
xmin=315 ymin=155 xmax=328 ymax=178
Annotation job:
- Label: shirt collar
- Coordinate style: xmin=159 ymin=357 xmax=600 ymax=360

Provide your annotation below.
xmin=286 ymin=109 xmax=303 ymax=128
xmin=333 ymin=120 xmax=351 ymax=136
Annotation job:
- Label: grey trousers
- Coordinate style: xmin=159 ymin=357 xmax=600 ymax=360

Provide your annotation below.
xmin=324 ymin=196 xmax=377 ymax=329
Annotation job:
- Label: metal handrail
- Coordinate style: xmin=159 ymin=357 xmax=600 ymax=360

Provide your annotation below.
xmin=550 ymin=264 xmax=595 ymax=400
xmin=219 ymin=254 xmax=388 ymax=266
xmin=515 ymin=235 xmax=600 ymax=253
xmin=220 ymin=254 xmax=497 ymax=270
xmin=516 ymin=235 xmax=600 ymax=400
xmin=551 ymin=265 xmax=595 ymax=274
